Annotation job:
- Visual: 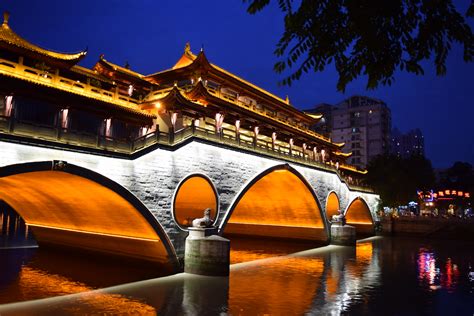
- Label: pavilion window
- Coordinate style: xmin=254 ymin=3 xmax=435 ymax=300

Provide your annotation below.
xmin=235 ymin=120 xmax=241 ymax=134
xmin=60 ymin=108 xmax=69 ymax=129
xmin=0 ymin=49 xmax=19 ymax=63
xmin=14 ymin=96 xmax=56 ymax=126
xmin=215 ymin=113 xmax=224 ymax=133
xmin=321 ymin=149 xmax=326 ymax=163
xmin=3 ymin=95 xmax=13 ymax=117
xmin=68 ymin=109 xmax=102 ymax=134
xmin=104 ymin=118 xmax=112 ymax=138
xmin=206 ymin=80 xmax=220 ymax=90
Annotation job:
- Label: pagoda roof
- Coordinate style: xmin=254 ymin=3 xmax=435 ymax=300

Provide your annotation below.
xmin=0 ymin=12 xmax=86 ymax=66
xmin=149 ymin=82 xmax=343 ymax=149
xmin=70 ymin=65 xmax=114 ymax=84
xmin=145 ymin=45 xmax=319 ymax=125
xmin=333 ymin=151 xmax=353 ymax=158
xmin=96 ymin=56 xmax=145 ymax=79
xmin=304 ymin=112 xmax=323 ymax=120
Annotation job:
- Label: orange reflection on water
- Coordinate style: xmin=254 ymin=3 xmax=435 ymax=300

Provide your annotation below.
xmin=229 ymin=256 xmax=325 ymax=315
xmin=345 ymin=242 xmax=373 ymax=278
xmin=4 ymin=266 xmax=156 ymax=314
xmin=229 ymin=238 xmax=321 ymax=264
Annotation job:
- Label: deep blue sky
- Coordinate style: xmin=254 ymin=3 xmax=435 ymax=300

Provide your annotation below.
xmin=2 ymin=0 xmax=473 ymax=168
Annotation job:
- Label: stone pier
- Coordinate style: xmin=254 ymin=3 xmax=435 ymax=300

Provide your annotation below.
xmin=184 ymin=228 xmax=230 ymax=276
xmin=330 ymin=224 xmax=356 ymax=246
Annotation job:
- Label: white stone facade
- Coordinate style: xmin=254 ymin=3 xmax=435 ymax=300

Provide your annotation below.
xmin=0 ymin=140 xmax=380 ymax=255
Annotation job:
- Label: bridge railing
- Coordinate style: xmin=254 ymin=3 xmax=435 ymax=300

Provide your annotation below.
xmin=0 ymin=114 xmax=373 ymax=192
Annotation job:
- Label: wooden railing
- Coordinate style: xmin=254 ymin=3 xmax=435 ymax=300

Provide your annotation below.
xmin=0 ymin=57 xmax=141 ymax=111
xmin=0 ymin=114 xmax=372 ymax=192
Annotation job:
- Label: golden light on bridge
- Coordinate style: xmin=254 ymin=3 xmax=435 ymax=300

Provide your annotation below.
xmin=224 ymin=168 xmax=327 ymax=241
xmin=173 ymin=175 xmax=218 ymax=228
xmin=325 ymin=192 xmax=340 ymax=220
xmin=345 ymin=198 xmax=374 ymax=235
xmin=0 ymin=170 xmax=173 ymax=265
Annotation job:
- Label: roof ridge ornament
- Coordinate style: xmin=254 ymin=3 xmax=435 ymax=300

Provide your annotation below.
xmin=3 ymin=11 xmax=10 ymax=26
xmin=285 ymin=95 xmax=290 ymax=105
xmin=184 ymin=42 xmax=191 ymax=54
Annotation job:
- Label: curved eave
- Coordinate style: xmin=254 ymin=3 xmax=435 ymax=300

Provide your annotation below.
xmin=0 ymin=22 xmax=86 ymax=63
xmin=340 ymin=165 xmax=368 ymax=175
xmin=142 ymin=86 xmax=207 ymax=113
xmin=98 ymin=58 xmax=145 ymax=78
xmin=146 ymin=50 xmax=317 ymax=125
xmin=0 ymin=69 xmax=155 ymax=120
xmin=304 ymin=112 xmax=323 ymax=120
xmin=70 ymin=65 xmax=114 ymax=85
xmin=181 ymin=82 xmax=340 ymax=148
xmin=333 ymin=151 xmax=352 ymax=158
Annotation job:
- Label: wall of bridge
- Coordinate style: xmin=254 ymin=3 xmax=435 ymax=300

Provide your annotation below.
xmin=0 ymin=139 xmax=379 ymax=256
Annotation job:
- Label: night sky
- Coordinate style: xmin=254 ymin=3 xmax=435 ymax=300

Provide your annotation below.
xmin=2 ymin=0 xmax=473 ymax=168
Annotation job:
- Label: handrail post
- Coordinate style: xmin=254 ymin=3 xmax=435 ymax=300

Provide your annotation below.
xmin=169 ymin=126 xmax=175 ymax=144
xmin=8 ymin=109 xmax=14 ymax=133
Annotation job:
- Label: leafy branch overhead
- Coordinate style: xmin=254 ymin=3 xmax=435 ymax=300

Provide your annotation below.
xmin=244 ymin=0 xmax=474 ymax=91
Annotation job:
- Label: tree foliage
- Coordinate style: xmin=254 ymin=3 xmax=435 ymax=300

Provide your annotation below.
xmin=365 ymin=154 xmax=436 ymax=206
xmin=244 ymin=0 xmax=474 ymax=91
xmin=439 ymin=161 xmax=474 ymax=196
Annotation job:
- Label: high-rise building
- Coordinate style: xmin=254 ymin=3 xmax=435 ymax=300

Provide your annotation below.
xmin=305 ymin=96 xmax=391 ymax=169
xmin=390 ymin=127 xmax=425 ymax=158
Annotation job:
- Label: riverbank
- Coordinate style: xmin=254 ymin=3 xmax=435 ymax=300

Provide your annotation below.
xmin=381 ymin=217 xmax=474 ymax=239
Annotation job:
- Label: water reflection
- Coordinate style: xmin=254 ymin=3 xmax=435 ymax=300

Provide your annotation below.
xmin=0 ymin=239 xmax=382 ymax=315
xmin=1 ymin=214 xmax=473 ymax=315
xmin=0 ymin=202 xmax=36 ymax=249
xmin=417 ymin=248 xmax=460 ymax=292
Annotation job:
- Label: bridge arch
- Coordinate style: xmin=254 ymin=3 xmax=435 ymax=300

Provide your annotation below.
xmin=325 ymin=191 xmax=341 ymax=221
xmin=220 ymin=164 xmax=329 ymax=242
xmin=172 ymin=173 xmax=219 ymax=230
xmin=344 ymin=197 xmax=374 ymax=236
xmin=0 ymin=161 xmax=179 ymax=271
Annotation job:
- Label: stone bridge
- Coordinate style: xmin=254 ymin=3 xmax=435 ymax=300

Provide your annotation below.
xmin=0 ymin=138 xmax=379 ymax=272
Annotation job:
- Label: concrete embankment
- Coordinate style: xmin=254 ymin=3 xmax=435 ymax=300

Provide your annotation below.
xmin=381 ymin=217 xmax=474 ymax=239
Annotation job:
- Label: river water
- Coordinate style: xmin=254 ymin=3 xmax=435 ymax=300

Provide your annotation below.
xmin=0 ymin=209 xmax=473 ymax=315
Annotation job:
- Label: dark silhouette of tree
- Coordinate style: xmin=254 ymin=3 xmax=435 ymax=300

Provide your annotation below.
xmin=439 ymin=161 xmax=474 ymax=199
xmin=366 ymin=154 xmax=435 ymax=206
xmin=243 ymin=0 xmax=474 ymax=91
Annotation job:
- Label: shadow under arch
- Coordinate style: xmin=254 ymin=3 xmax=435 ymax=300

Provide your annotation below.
xmin=220 ymin=164 xmax=329 ymax=242
xmin=344 ymin=197 xmax=374 ymax=236
xmin=0 ymin=161 xmax=179 ymax=272
xmin=325 ymin=191 xmax=341 ymax=221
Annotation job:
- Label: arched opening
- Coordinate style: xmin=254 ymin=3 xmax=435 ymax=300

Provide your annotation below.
xmin=173 ymin=174 xmax=218 ymax=229
xmin=325 ymin=191 xmax=340 ymax=221
xmin=0 ymin=161 xmax=178 ymax=271
xmin=221 ymin=165 xmax=328 ymax=242
xmin=344 ymin=198 xmax=374 ymax=236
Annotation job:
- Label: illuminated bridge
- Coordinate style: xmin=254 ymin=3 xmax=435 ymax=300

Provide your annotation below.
xmin=0 ymin=12 xmax=379 ymax=272
xmin=0 ymin=139 xmax=378 ymax=272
